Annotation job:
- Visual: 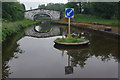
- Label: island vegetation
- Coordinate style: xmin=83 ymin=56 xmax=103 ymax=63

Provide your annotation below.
xmin=55 ymin=37 xmax=85 ymax=43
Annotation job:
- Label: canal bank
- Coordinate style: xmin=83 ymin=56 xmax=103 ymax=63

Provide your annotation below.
xmin=2 ymin=19 xmax=42 ymax=42
xmin=51 ymin=21 xmax=120 ymax=39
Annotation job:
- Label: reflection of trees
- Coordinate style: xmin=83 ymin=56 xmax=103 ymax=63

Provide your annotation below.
xmin=2 ymin=32 xmax=24 ymax=79
xmin=54 ymin=44 xmax=89 ymax=68
xmin=2 ymin=42 xmax=24 ymax=79
xmin=88 ymin=33 xmax=118 ymax=62
xmin=69 ymin=27 xmax=118 ymax=62
xmin=69 ymin=49 xmax=90 ymax=68
xmin=38 ymin=23 xmax=52 ymax=33
xmin=2 ymin=62 xmax=11 ymax=79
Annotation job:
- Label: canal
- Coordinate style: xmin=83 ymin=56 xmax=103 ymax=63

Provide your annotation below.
xmin=2 ymin=22 xmax=118 ymax=78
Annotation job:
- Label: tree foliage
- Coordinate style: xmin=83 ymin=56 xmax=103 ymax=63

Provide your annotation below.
xmin=38 ymin=3 xmax=66 ymax=12
xmin=82 ymin=2 xmax=118 ymax=19
xmin=38 ymin=2 xmax=119 ymax=19
xmin=65 ymin=2 xmax=118 ymax=19
xmin=2 ymin=2 xmax=119 ymax=21
xmin=2 ymin=2 xmax=25 ymax=21
xmin=65 ymin=2 xmax=81 ymax=14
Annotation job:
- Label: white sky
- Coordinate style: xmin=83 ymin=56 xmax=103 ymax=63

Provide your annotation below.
xmin=19 ymin=0 xmax=68 ymax=10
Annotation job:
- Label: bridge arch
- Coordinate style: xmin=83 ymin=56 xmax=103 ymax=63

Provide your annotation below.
xmin=33 ymin=13 xmax=53 ymax=21
xmin=24 ymin=8 xmax=61 ymax=20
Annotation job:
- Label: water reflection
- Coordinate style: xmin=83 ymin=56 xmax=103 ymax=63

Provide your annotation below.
xmin=54 ymin=33 xmax=118 ymax=68
xmin=34 ymin=23 xmax=52 ymax=33
xmin=65 ymin=53 xmax=73 ymax=75
xmin=25 ymin=23 xmax=61 ymax=38
xmin=88 ymin=33 xmax=118 ymax=62
xmin=2 ymin=32 xmax=25 ymax=79
xmin=2 ymin=23 xmax=118 ymax=78
xmin=54 ymin=44 xmax=89 ymax=70
xmin=3 ymin=44 xmax=24 ymax=79
xmin=54 ymin=33 xmax=118 ymax=77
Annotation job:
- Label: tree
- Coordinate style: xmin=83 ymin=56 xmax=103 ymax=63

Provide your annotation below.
xmin=91 ymin=3 xmax=115 ymax=19
xmin=65 ymin=2 xmax=80 ymax=14
xmin=82 ymin=2 xmax=91 ymax=14
xmin=38 ymin=4 xmax=46 ymax=9
xmin=38 ymin=3 xmax=66 ymax=12
xmin=2 ymin=2 xmax=25 ymax=21
xmin=82 ymin=2 xmax=118 ymax=19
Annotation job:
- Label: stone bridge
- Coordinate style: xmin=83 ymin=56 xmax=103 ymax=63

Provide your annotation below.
xmin=24 ymin=8 xmax=61 ymax=20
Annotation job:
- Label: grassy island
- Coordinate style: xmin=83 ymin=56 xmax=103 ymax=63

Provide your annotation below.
xmin=55 ymin=38 xmax=85 ymax=43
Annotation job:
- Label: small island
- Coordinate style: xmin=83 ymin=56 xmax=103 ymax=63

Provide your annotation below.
xmin=54 ymin=37 xmax=89 ymax=46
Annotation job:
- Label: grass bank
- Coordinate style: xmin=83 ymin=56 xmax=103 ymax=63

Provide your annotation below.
xmin=53 ymin=14 xmax=118 ymax=26
xmin=75 ymin=14 xmax=118 ymax=26
xmin=1 ymin=19 xmax=41 ymax=42
xmin=52 ymin=14 xmax=118 ymax=34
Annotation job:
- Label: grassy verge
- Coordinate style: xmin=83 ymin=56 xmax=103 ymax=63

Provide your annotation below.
xmin=55 ymin=38 xmax=85 ymax=43
xmin=53 ymin=14 xmax=118 ymax=26
xmin=1 ymin=19 xmax=42 ymax=42
xmin=74 ymin=14 xmax=118 ymax=26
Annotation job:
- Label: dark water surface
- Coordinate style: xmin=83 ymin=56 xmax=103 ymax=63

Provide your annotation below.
xmin=2 ymin=23 xmax=118 ymax=78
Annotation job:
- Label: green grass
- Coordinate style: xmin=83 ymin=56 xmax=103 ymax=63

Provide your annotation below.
xmin=74 ymin=14 xmax=118 ymax=26
xmin=55 ymin=38 xmax=85 ymax=43
xmin=1 ymin=19 xmax=42 ymax=42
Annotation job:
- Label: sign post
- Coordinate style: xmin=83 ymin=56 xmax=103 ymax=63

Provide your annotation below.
xmin=68 ymin=17 xmax=71 ymax=38
xmin=65 ymin=8 xmax=74 ymax=38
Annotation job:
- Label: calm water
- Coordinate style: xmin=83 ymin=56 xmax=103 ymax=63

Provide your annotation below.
xmin=2 ymin=23 xmax=118 ymax=78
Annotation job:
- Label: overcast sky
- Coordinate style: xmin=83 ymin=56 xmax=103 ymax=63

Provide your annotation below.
xmin=19 ymin=0 xmax=68 ymax=10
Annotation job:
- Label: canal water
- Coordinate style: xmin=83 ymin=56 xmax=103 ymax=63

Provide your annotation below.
xmin=2 ymin=22 xmax=118 ymax=78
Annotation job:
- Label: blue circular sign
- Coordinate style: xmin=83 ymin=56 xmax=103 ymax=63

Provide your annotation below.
xmin=65 ymin=8 xmax=74 ymax=18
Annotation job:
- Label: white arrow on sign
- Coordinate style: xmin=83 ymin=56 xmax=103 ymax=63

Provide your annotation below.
xmin=67 ymin=10 xmax=73 ymax=16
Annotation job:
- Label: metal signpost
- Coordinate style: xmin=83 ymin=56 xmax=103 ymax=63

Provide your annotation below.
xmin=65 ymin=8 xmax=74 ymax=38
